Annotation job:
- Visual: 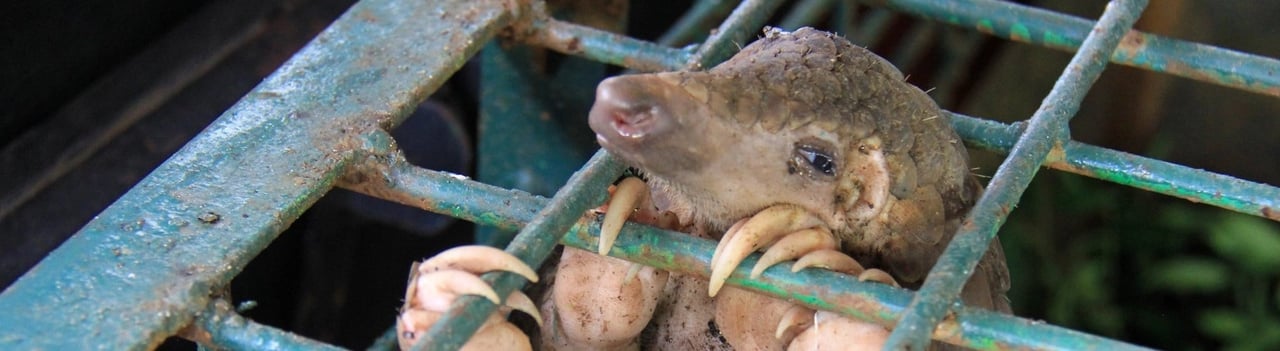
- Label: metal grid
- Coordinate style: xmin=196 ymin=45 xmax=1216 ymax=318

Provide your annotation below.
xmin=1 ymin=0 xmax=1277 ymax=350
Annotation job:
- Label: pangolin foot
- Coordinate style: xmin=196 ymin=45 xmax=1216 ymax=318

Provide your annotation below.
xmin=397 ymin=245 xmax=541 ymax=351
xmin=774 ymin=249 xmax=898 ymax=351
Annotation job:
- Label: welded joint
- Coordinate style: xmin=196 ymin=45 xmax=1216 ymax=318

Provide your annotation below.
xmin=179 ymin=297 xmax=343 ymax=351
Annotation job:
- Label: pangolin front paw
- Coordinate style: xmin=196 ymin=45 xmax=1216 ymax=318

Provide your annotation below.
xmin=707 ymin=204 xmax=895 ymax=297
xmin=541 ymin=176 xmax=672 ymax=350
xmin=397 ymin=246 xmax=542 ymax=351
xmin=706 ymin=204 xmax=900 ymax=350
xmin=774 ymin=256 xmax=898 ymax=351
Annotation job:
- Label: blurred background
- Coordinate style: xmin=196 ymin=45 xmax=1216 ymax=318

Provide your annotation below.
xmin=1 ymin=0 xmax=1277 ymax=349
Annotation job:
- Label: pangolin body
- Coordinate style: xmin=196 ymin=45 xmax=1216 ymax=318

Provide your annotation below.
xmin=590 ymin=27 xmax=1010 ymax=311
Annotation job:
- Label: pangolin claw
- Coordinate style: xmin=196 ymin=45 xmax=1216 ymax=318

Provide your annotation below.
xmin=751 ymin=227 xmax=837 ymax=278
xmin=775 ymin=305 xmax=815 ymax=340
xmin=599 ymin=177 xmax=648 ymax=256
xmin=708 ymin=204 xmax=825 ymax=297
xmin=419 ymin=245 xmax=539 ymax=283
xmin=857 ymin=268 xmax=901 ymax=288
xmin=503 ymin=290 xmax=544 ymax=327
xmin=397 ymin=245 xmax=540 ymax=350
xmin=792 ymin=249 xmax=865 ymax=275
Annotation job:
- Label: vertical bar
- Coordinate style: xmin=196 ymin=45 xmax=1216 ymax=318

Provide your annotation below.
xmin=884 ymin=1 xmax=1149 ymax=349
xmin=0 ymin=0 xmax=514 ymax=349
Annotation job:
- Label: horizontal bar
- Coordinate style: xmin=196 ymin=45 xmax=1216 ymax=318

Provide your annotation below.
xmin=563 ymin=216 xmax=1154 ymax=351
xmin=341 ymin=157 xmax=1152 ymax=350
xmin=526 ymin=17 xmax=690 ymax=72
xmin=341 ymin=146 xmax=543 ymax=233
xmin=888 ymin=1 xmax=1147 ymax=348
xmin=180 ymin=299 xmax=346 ymax=351
xmin=950 ymin=113 xmax=1280 ymax=222
xmin=0 ymin=0 xmax=514 ymax=348
xmin=869 ymin=0 xmax=1280 ymax=97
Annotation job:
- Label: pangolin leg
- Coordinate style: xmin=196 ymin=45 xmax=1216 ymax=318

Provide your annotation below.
xmin=397 ymin=245 xmax=541 ymax=351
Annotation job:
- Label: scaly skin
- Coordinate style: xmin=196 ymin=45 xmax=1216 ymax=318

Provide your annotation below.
xmin=584 ymin=27 xmax=1011 ymax=349
xmin=590 ymin=26 xmax=1009 ymax=308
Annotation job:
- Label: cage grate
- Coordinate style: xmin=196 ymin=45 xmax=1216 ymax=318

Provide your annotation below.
xmin=0 ymin=0 xmax=1276 ymax=350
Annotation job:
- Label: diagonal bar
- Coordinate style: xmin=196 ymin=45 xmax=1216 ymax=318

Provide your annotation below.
xmin=869 ymin=0 xmax=1280 ymax=97
xmin=885 ymin=1 xmax=1150 ymax=349
xmin=688 ymin=0 xmax=789 ymax=69
xmin=0 ymin=0 xmax=513 ymax=349
xmin=414 ymin=150 xmax=625 ymax=350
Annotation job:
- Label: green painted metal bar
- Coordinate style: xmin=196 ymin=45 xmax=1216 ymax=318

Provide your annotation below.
xmin=0 ymin=0 xmax=514 ymax=349
xmin=886 ymin=1 xmax=1149 ymax=349
xmin=183 ymin=299 xmax=347 ymax=351
xmin=868 ymin=0 xmax=1280 ymax=97
xmin=656 ymin=0 xmax=737 ymax=47
xmin=342 ymin=157 xmax=1153 ymax=350
xmin=950 ymin=113 xmax=1280 ymax=222
xmin=851 ymin=6 xmax=893 ymax=46
xmin=527 ymin=17 xmax=691 ymax=72
xmin=686 ymin=0 xmax=789 ymax=69
xmin=779 ymin=0 xmax=836 ymax=30
xmin=342 ymin=144 xmax=543 ymax=233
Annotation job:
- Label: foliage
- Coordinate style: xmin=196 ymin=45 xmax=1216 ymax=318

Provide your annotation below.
xmin=1000 ymin=172 xmax=1280 ymax=350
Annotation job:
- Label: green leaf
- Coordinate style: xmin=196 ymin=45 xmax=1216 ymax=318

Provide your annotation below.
xmin=1198 ymin=309 xmax=1247 ymax=340
xmin=1207 ymin=213 xmax=1280 ymax=274
xmin=1144 ymin=257 xmax=1229 ymax=294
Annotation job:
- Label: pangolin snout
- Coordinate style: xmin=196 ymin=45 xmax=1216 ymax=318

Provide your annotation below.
xmin=589 ymin=76 xmax=676 ymax=149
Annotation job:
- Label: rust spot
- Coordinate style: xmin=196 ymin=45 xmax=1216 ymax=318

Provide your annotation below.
xmin=198 ymin=212 xmax=221 ymax=224
xmin=566 ymin=36 xmax=582 ymax=52
xmin=1263 ymin=207 xmax=1280 ymax=221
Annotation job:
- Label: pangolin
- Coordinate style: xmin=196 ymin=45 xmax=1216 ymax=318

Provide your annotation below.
xmin=397 ymin=27 xmax=1011 ymax=350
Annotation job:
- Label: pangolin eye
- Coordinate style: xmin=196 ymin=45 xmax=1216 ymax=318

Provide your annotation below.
xmin=795 ymin=145 xmax=836 ymax=176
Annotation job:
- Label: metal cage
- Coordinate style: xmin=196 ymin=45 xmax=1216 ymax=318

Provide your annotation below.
xmin=1 ymin=0 xmax=1277 ymax=349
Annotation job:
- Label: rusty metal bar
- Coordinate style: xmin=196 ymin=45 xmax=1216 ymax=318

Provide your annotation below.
xmin=870 ymin=0 xmax=1280 ymax=97
xmin=182 ymin=299 xmax=346 ymax=351
xmin=886 ymin=0 xmax=1150 ymax=349
xmin=656 ymin=0 xmax=737 ymax=47
xmin=950 ymin=113 xmax=1280 ymax=222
